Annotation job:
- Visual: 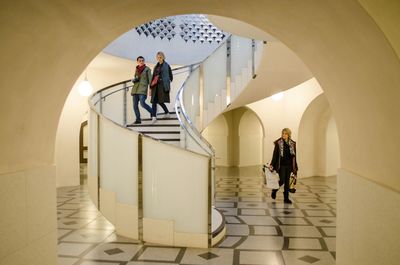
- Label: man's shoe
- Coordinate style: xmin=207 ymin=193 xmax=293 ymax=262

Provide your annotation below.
xmin=284 ymin=198 xmax=292 ymax=204
xmin=134 ymin=120 xmax=141 ymax=124
xmin=151 ymin=117 xmax=157 ymax=124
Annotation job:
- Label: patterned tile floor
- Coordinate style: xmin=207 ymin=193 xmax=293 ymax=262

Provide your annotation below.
xmin=58 ymin=166 xmax=336 ymax=265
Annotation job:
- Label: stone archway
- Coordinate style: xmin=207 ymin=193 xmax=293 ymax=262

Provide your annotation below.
xmin=1 ymin=1 xmax=399 ymax=265
xmin=298 ymin=93 xmax=341 ymax=178
xmin=237 ymin=108 xmax=264 ymax=167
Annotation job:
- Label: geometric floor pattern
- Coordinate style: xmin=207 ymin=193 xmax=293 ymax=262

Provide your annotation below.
xmin=58 ymin=166 xmax=336 ymax=265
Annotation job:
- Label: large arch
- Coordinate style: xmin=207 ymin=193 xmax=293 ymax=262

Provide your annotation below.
xmin=202 ymin=114 xmax=230 ymax=166
xmin=1 ymin=1 xmax=400 ymax=265
xmin=238 ymin=108 xmax=264 ymax=167
xmin=298 ymin=93 xmax=341 ymax=178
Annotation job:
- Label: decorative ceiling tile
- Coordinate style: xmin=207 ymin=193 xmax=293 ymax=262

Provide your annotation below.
xmin=134 ymin=15 xmax=226 ymax=44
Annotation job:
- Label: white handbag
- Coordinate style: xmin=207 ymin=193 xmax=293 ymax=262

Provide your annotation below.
xmin=262 ymin=164 xmax=280 ymax=189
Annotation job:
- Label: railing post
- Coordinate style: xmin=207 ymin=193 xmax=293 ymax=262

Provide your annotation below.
xmin=123 ymin=83 xmax=127 ymax=126
xmin=252 ymin=39 xmax=257 ymax=79
xmin=199 ymin=65 xmax=204 ymax=130
xmin=99 ymin=91 xmax=103 ymax=114
xmin=138 ymin=134 xmax=144 ymax=242
xmin=226 ymin=36 xmax=232 ymax=106
xmin=207 ymin=157 xmax=212 ymax=248
xmin=96 ymin=114 xmax=101 ymax=210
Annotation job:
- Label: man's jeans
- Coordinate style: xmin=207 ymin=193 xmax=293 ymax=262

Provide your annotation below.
xmin=133 ymin=94 xmax=154 ymax=121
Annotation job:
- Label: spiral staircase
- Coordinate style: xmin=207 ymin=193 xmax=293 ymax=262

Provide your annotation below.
xmin=87 ymin=35 xmax=263 ymax=248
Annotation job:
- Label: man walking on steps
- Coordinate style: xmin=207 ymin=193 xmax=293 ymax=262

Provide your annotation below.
xmin=131 ymin=56 xmax=155 ymax=124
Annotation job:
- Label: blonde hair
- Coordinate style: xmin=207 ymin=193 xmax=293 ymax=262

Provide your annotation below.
xmin=282 ymin=128 xmax=292 ymax=139
xmin=156 ymin=51 xmax=166 ymax=60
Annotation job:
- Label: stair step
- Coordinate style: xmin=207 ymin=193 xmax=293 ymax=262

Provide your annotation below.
xmin=127 ymin=124 xmax=180 ymax=128
xmin=137 ymin=120 xmax=180 ymax=125
xmin=161 ymin=139 xmax=180 ymax=142
xmin=140 ymin=131 xmax=180 ymax=134
xmin=141 ymin=117 xmax=178 ymax=121
xmin=132 ymin=127 xmax=181 ymax=133
xmin=145 ymin=133 xmax=181 ymax=140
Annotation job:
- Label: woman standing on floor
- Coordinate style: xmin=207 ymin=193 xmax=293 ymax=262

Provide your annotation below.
xmin=269 ymin=128 xmax=298 ymax=204
xmin=150 ymin=51 xmax=173 ymax=124
xmin=131 ymin=56 xmax=155 ymax=124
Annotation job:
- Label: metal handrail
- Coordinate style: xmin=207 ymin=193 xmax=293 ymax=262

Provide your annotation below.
xmin=87 ymin=63 xmax=210 ymax=159
xmin=93 ymin=65 xmax=194 ymax=106
xmin=174 ymin=36 xmax=232 ymax=156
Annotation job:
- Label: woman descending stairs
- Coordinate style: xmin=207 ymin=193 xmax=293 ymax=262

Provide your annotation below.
xmin=126 ymin=111 xmax=181 ymax=146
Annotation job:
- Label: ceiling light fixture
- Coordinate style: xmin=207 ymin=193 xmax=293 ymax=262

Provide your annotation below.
xmin=271 ymin=92 xmax=284 ymax=101
xmin=78 ymin=72 xmax=93 ymax=97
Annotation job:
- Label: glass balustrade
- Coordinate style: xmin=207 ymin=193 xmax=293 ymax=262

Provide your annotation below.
xmin=87 ymin=33 xmax=263 ymax=248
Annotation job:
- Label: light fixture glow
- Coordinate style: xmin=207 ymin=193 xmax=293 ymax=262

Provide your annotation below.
xmin=226 ymin=95 xmax=231 ymax=105
xmin=78 ymin=72 xmax=93 ymax=97
xmin=271 ymin=92 xmax=284 ymax=101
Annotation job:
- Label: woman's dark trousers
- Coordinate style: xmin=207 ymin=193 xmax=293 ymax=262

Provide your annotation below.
xmin=151 ymin=86 xmax=169 ymax=116
xmin=272 ymin=165 xmax=292 ymax=200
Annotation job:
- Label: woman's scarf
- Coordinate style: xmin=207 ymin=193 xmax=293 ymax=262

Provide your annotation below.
xmin=153 ymin=63 xmax=162 ymax=77
xmin=136 ymin=64 xmax=146 ymax=77
xmin=278 ymin=138 xmax=296 ymax=157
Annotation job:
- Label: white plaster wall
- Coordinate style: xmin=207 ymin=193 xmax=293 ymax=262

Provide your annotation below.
xmin=325 ymin=116 xmax=340 ymax=176
xmin=247 ymin=78 xmax=323 ymax=171
xmin=238 ymin=110 xmax=263 ymax=166
xmin=337 ymin=168 xmax=400 ymax=265
xmin=297 ymin=94 xmax=341 ymax=177
xmin=202 ymin=115 xmax=229 ymax=166
xmin=0 ymin=166 xmax=57 ymax=264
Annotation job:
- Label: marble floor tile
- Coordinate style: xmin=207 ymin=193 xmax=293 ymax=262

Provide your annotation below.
xmin=240 ymin=208 xmax=267 ymax=215
xmin=238 ymin=202 xmax=267 ymax=209
xmin=306 ymin=217 xmax=336 ymax=227
xmin=295 ymin=203 xmax=331 ymax=210
xmin=180 ymin=248 xmax=234 ymax=265
xmin=321 ymin=227 xmax=336 ymax=237
xmin=269 ymin=209 xmax=305 ymax=217
xmin=239 ymin=250 xmax=284 ymax=265
xmin=239 ymin=216 xmax=278 ymax=225
xmin=58 ymin=167 xmax=337 ymax=265
xmin=237 ymin=236 xmax=284 ymax=250
xmin=226 ymin=224 xmax=250 ymax=236
xmin=304 ymin=210 xmax=335 ymax=217
xmin=60 ymin=229 xmax=114 ymax=243
xmin=239 ymin=197 xmax=265 ymax=202
xmin=218 ymin=236 xmax=242 ymax=247
xmin=83 ymin=243 xmax=142 ymax=261
xmin=58 ymin=257 xmax=79 ymax=265
xmin=282 ymin=250 xmax=336 ymax=265
xmin=288 ymin=238 xmax=323 ymax=250
xmin=280 ymin=226 xmax=322 ymax=237
xmin=79 ymin=261 xmax=119 ymax=265
xmin=58 ymin=218 xmax=94 ymax=229
xmin=225 ymin=216 xmax=243 ymax=224
xmin=58 ymin=229 xmax=73 ymax=239
xmin=277 ymin=217 xmax=310 ymax=225
xmin=137 ymin=247 xmax=181 ymax=262
xmin=215 ymin=202 xmax=236 ymax=208
xmin=128 ymin=261 xmax=179 ymax=265
xmin=219 ymin=208 xmax=238 ymax=216
xmin=58 ymin=242 xmax=93 ymax=256
xmin=324 ymin=237 xmax=336 ymax=251
xmin=252 ymin=226 xmax=279 ymax=236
